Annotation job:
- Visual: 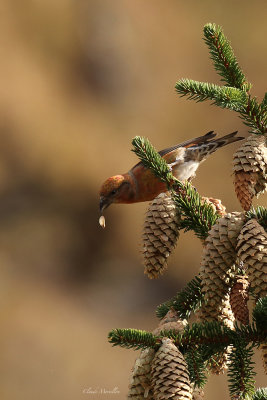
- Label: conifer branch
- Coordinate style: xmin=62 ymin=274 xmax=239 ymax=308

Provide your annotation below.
xmin=203 ymin=23 xmax=251 ymax=91
xmin=172 ymin=182 xmax=219 ymax=239
xmin=175 ymin=79 xmax=247 ymax=111
xmin=185 ymin=347 xmax=208 ymax=387
xmin=239 ymin=96 xmax=267 ymax=133
xmin=175 ymin=24 xmax=267 ymax=135
xmin=109 ymin=298 xmax=267 ymax=351
xmin=156 ymin=276 xmax=203 ymax=320
xmin=228 ymin=340 xmax=256 ymax=399
xmin=108 ymin=329 xmax=158 ymax=350
xmin=131 ymin=136 xmax=174 ymax=185
xmin=108 ymin=315 xmax=266 ymax=353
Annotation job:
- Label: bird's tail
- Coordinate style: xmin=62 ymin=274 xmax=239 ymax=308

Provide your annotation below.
xmin=186 ymin=131 xmax=244 ymax=161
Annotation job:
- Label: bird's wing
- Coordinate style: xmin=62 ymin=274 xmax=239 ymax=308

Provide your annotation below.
xmin=184 ymin=130 xmax=242 ymax=162
xmin=158 ymin=131 xmax=216 ymax=157
xmin=131 ymin=131 xmax=217 ymax=172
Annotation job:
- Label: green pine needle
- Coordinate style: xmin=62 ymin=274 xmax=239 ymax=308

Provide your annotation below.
xmin=108 ymin=329 xmax=158 ymax=351
xmin=203 ymin=23 xmax=251 ymax=91
xmin=228 ymin=340 xmax=256 ymax=399
xmin=175 ymin=79 xmax=247 ymax=111
xmin=239 ymin=97 xmax=267 ymax=134
xmin=252 ymin=388 xmax=267 ymax=400
xmin=246 ymin=207 xmax=267 ymax=231
xmin=156 ymin=276 xmax=203 ymax=320
xmin=185 ymin=347 xmax=208 ymax=387
xmin=172 ymin=182 xmax=219 ymax=239
xmin=108 ymin=321 xmax=263 ymax=355
xmin=253 ymin=296 xmax=267 ymax=332
xmin=131 ymin=136 xmax=173 ymax=185
xmin=261 ymin=93 xmax=267 ymax=108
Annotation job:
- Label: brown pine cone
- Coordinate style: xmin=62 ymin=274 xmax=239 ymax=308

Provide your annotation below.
xmin=143 ymin=192 xmax=180 ymax=279
xmin=201 ymin=197 xmax=226 ymax=216
xmin=236 ymin=219 xmax=267 ymax=299
xmin=233 ymin=134 xmax=267 ymax=210
xmin=233 ymin=171 xmax=258 ymax=211
xmin=230 ymin=275 xmax=250 ymax=325
xmin=151 ymin=338 xmax=192 ymax=400
xmin=158 ymin=308 xmax=180 ymax=325
xmin=192 ymin=387 xmax=204 ymax=400
xmin=199 ymin=212 xmax=246 ymax=320
xmin=196 ymin=295 xmax=234 ymax=374
xmin=128 ymin=348 xmax=155 ymax=399
xmin=153 ymin=309 xmax=187 ymax=336
xmin=128 ymin=309 xmax=188 ymax=399
xmin=196 ymin=294 xmax=235 ymax=330
xmin=207 ymin=349 xmax=231 ymax=375
xmin=198 ymin=213 xmax=246 ymax=375
xmin=198 ymin=212 xmax=247 ymax=373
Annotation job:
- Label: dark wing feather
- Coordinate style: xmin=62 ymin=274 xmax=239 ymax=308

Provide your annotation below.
xmin=158 ymin=131 xmax=216 ymax=157
xmin=131 ymin=131 xmax=217 ymax=171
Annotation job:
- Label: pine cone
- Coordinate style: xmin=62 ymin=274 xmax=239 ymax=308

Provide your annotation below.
xmin=128 ymin=348 xmax=155 ymax=399
xmin=143 ymin=193 xmax=180 ymax=279
xmin=153 ymin=309 xmax=187 ymax=336
xmin=199 ymin=212 xmax=246 ymax=321
xmin=198 ymin=213 xmax=246 ymax=375
xmin=201 ymin=197 xmax=226 ymax=216
xmin=159 ymin=308 xmax=180 ymax=324
xmin=236 ymin=219 xmax=267 ymax=299
xmin=196 ymin=295 xmax=233 ymax=374
xmin=233 ymin=134 xmax=267 ymax=210
xmin=260 ymin=343 xmax=267 ymax=375
xmin=233 ymin=171 xmax=258 ymax=211
xmin=230 ymin=275 xmax=250 ymax=325
xmin=128 ymin=310 xmax=188 ymax=399
xmin=192 ymin=387 xmax=204 ymax=400
xmin=151 ymin=338 xmax=192 ymax=400
xmin=196 ymin=294 xmax=235 ymax=330
xmin=208 ymin=350 xmax=231 ymax=375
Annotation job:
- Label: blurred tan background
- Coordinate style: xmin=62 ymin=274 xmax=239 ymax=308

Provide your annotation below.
xmin=0 ymin=1 xmax=266 ymax=399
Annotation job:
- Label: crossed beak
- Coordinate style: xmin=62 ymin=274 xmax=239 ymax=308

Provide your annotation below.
xmin=99 ymin=196 xmax=111 ymax=214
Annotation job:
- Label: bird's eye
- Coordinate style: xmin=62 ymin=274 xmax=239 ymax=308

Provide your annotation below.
xmin=111 ymin=189 xmax=117 ymax=195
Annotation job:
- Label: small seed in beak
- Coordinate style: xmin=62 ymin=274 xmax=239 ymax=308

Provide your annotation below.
xmin=99 ymin=215 xmax=106 ymax=228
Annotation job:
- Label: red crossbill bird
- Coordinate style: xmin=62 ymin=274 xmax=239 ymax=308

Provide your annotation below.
xmin=99 ymin=131 xmax=243 ymax=224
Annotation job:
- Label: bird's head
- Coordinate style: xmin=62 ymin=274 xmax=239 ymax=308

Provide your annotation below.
xmin=99 ymin=174 xmax=134 ymax=214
